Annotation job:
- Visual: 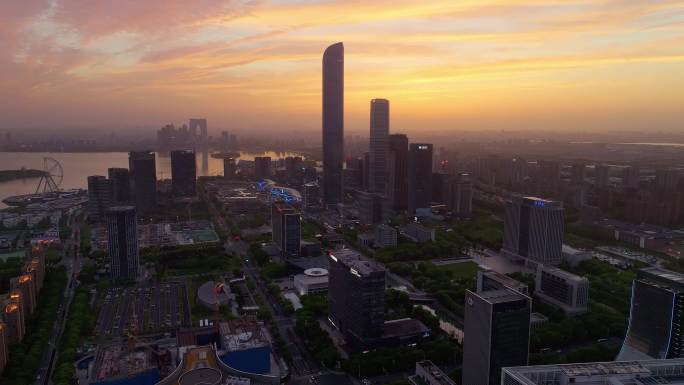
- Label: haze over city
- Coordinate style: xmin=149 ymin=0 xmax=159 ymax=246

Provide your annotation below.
xmin=2 ymin=1 xmax=684 ymax=136
xmin=3 ymin=3 xmax=684 ymax=385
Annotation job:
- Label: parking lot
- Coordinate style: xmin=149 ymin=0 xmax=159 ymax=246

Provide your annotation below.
xmin=95 ymin=283 xmax=191 ymax=337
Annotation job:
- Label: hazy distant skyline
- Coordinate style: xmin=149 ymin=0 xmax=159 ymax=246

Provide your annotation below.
xmin=2 ymin=1 xmax=683 ymax=135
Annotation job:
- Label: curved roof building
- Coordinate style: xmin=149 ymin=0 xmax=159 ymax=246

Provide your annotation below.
xmin=322 ymin=42 xmax=344 ymax=207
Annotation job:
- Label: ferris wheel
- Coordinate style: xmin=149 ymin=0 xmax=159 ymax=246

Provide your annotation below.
xmin=35 ymin=157 xmax=63 ymax=193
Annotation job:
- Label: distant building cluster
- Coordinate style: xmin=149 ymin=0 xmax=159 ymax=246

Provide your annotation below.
xmin=90 ymin=220 xmax=219 ymax=251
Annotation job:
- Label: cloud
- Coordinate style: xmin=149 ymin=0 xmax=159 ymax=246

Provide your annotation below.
xmin=0 ymin=0 xmax=683 ymax=133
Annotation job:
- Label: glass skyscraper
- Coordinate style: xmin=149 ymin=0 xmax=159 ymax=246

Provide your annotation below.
xmin=618 ymin=267 xmax=684 ymax=360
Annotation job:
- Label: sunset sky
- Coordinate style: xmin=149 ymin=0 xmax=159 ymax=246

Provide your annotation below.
xmin=1 ymin=1 xmax=683 ymax=135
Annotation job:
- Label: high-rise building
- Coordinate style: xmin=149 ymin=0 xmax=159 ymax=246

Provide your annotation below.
xmin=357 ymin=191 xmax=383 ymax=225
xmin=618 ymin=267 xmax=684 ymax=360
xmin=3 ymin=291 xmax=24 ymax=344
xmin=271 ymin=201 xmax=301 ymax=258
xmin=446 ymin=173 xmax=472 ymax=219
xmin=189 ymin=118 xmax=208 ymax=145
xmin=431 ymin=172 xmax=448 ymax=204
xmin=387 ymin=134 xmax=409 ymax=211
xmin=171 ymin=149 xmax=196 ymax=196
xmin=408 ymin=143 xmax=433 ymax=215
xmin=303 ymin=182 xmax=320 ymax=210
xmin=534 ymin=265 xmax=589 ymax=315
xmin=502 ymin=196 xmax=564 ymax=265
xmin=462 ymin=289 xmax=531 ymax=385
xmin=106 ymin=206 xmax=139 ymax=280
xmin=369 ymin=99 xmax=389 ymax=194
xmin=322 ymin=42 xmax=344 ymax=206
xmin=108 ymin=167 xmax=130 ymax=204
xmin=254 ymin=156 xmax=272 ymax=179
xmin=128 ymin=151 xmax=157 ymax=215
xmin=622 ymin=165 xmax=640 ymax=190
xmin=328 ymin=249 xmax=385 ymax=349
xmin=503 ymin=359 xmax=684 ymax=385
xmin=570 ymin=162 xmax=586 ymax=184
xmin=223 ymin=158 xmax=236 ymax=179
xmin=12 ymin=274 xmax=36 ymax=316
xmin=87 ymin=175 xmax=111 ymax=222
xmin=595 ymin=164 xmax=610 ymax=188
xmin=655 ymin=168 xmax=681 ymax=192
xmin=0 ymin=322 xmax=7 ymax=375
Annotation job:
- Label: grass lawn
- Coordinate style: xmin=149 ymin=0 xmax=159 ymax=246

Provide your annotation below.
xmin=434 ymin=260 xmax=480 ymax=280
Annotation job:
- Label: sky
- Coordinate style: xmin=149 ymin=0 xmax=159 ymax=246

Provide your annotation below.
xmin=1 ymin=0 xmax=683 ymax=136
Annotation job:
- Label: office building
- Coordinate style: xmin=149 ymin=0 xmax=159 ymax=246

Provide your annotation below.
xmin=374 ymin=224 xmax=397 ymax=248
xmin=502 ymin=196 xmax=564 ymax=266
xmin=303 ymin=182 xmax=320 ymax=210
xmin=570 ymin=162 xmax=585 ymax=184
xmin=322 ymin=42 xmax=344 ymax=206
xmin=446 ymin=173 xmax=472 ymax=219
xmin=170 ymin=149 xmax=196 ymax=196
xmin=106 ymin=206 xmax=139 ymax=280
xmin=328 ymin=249 xmax=385 ymax=350
xmin=254 ymin=156 xmax=272 ymax=179
xmin=502 ymin=359 xmax=684 ymax=385
xmin=128 ymin=151 xmax=157 ymax=215
xmin=622 ymin=165 xmax=640 ymax=190
xmin=223 ymin=158 xmax=236 ymax=179
xmin=431 ymin=172 xmax=447 ymax=204
xmin=369 ymin=99 xmax=389 ymax=194
xmin=618 ymin=267 xmax=684 ymax=360
xmin=108 ymin=167 xmax=130 ymax=204
xmin=0 ymin=323 xmax=7 ymax=375
xmin=534 ymin=265 xmax=589 ymax=315
xmin=401 ymin=223 xmax=435 ymax=243
xmin=408 ymin=143 xmax=433 ymax=215
xmin=271 ymin=201 xmax=301 ymax=258
xmin=595 ymin=164 xmax=610 ymax=188
xmin=357 ymin=191 xmax=383 ymax=225
xmin=409 ymin=361 xmax=455 ymax=385
xmin=387 ymin=134 xmax=409 ymax=211
xmin=87 ymin=175 xmax=111 ymax=222
xmin=477 ymin=269 xmax=529 ymax=296
xmin=462 ymin=289 xmax=531 ymax=385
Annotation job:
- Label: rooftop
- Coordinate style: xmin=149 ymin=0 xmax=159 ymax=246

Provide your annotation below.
xmin=640 ymin=266 xmax=684 ymax=286
xmin=382 ymin=318 xmax=429 ymax=339
xmin=329 ymin=249 xmax=385 ymax=276
xmin=474 ymin=288 xmax=528 ymax=304
xmin=503 ymin=359 xmax=684 ymax=384
xmin=539 ymin=265 xmax=589 ymax=283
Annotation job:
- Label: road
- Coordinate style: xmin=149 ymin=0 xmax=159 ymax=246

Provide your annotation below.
xmin=206 ymin=196 xmax=321 ymax=377
xmin=35 ymin=215 xmax=83 ymax=385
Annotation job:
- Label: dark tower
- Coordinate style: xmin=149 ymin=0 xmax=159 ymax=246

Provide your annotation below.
xmin=322 ymin=42 xmax=344 ymax=207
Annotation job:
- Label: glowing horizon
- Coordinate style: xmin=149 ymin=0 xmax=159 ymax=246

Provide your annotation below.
xmin=1 ymin=1 xmax=683 ymax=134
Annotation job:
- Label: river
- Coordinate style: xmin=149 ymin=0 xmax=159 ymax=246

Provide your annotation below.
xmin=0 ymin=151 xmax=302 ymax=207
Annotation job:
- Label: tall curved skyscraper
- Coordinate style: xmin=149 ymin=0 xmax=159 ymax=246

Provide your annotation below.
xmin=322 ymin=42 xmax=344 ymax=206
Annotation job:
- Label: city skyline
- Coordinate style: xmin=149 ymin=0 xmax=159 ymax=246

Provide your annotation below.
xmin=2 ymin=1 xmax=683 ymax=134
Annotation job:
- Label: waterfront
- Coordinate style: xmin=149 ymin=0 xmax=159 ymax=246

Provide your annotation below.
xmin=0 ymin=151 xmax=302 ymax=207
